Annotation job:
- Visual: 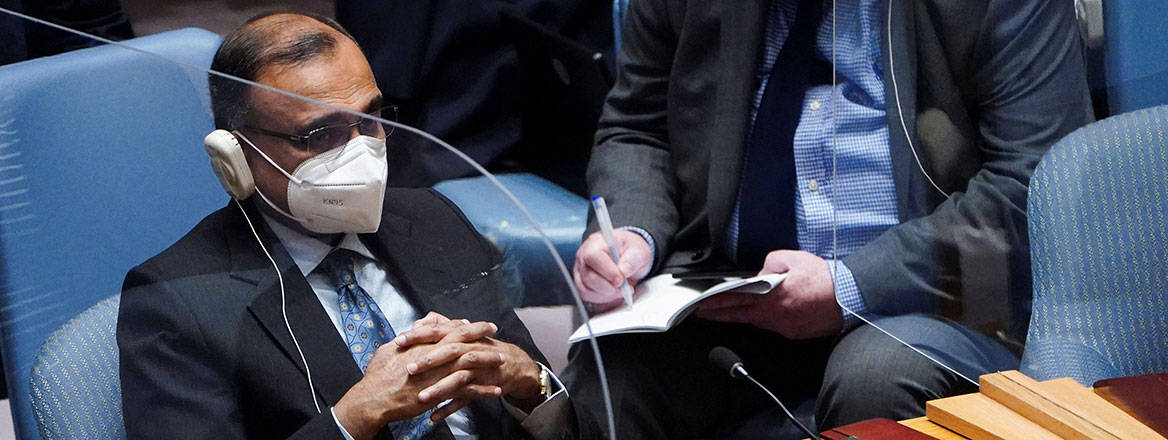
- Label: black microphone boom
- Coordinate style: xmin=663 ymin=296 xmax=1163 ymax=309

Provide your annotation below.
xmin=707 ymin=346 xmax=820 ymax=440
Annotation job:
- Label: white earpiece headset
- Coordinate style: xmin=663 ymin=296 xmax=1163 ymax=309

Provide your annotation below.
xmin=204 ymin=129 xmax=323 ymax=414
xmin=203 ymin=129 xmax=257 ymax=200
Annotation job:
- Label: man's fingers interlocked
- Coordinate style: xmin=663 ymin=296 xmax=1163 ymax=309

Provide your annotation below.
xmin=417 ymin=369 xmax=503 ymax=404
xmin=394 ymin=319 xmax=495 ymax=348
xmin=406 ymin=339 xmax=502 ymax=375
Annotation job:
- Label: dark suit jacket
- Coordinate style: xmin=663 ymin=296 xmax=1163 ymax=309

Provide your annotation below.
xmin=0 ymin=0 xmax=134 ymax=66
xmin=587 ymin=0 xmax=1093 ymax=341
xmin=118 ymin=188 xmax=551 ymax=439
xmin=336 ymin=0 xmax=612 ymax=188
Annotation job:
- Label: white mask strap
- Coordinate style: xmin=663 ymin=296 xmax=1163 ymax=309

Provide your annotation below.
xmin=233 ymin=130 xmax=305 ymax=185
xmin=254 ymin=185 xmax=309 ymax=224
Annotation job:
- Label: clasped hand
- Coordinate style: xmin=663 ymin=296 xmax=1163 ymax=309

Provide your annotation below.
xmin=334 ymin=312 xmax=542 ymax=440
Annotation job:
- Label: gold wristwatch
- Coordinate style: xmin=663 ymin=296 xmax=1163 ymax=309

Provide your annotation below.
xmin=538 ymin=363 xmax=551 ymax=399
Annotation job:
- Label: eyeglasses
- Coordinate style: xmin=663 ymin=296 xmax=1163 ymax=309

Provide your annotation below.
xmin=240 ymin=105 xmax=399 ymax=153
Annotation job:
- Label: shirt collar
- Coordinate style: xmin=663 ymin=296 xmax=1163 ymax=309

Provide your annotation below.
xmin=261 ymin=213 xmax=378 ymax=276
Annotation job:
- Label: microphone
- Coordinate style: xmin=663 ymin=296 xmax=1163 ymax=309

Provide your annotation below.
xmin=708 ymin=347 xmax=820 ymax=440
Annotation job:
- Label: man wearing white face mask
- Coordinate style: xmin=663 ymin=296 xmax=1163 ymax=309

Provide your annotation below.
xmin=117 ymin=12 xmax=576 ymax=440
xmin=231 ymin=129 xmax=389 ymax=234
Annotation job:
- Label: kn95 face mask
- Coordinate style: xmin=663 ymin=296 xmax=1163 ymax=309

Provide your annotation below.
xmin=237 ymin=131 xmax=388 ymax=234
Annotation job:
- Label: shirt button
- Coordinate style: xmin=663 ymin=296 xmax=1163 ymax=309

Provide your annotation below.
xmin=809 ymin=100 xmax=822 ymax=112
xmin=808 ymin=179 xmax=820 ymax=192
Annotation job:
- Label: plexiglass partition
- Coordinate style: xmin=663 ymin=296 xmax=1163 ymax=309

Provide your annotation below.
xmin=826 ymin=0 xmax=1167 ymax=437
xmin=3 ymin=1 xmax=1168 ymax=439
xmin=0 ymin=7 xmax=617 ymax=440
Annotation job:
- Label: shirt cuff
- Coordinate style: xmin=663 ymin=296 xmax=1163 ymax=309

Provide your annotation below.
xmin=828 ymin=260 xmax=867 ymax=330
xmin=502 ymin=363 xmax=571 ymax=440
xmin=618 ymin=226 xmax=656 ymax=268
xmin=331 ymin=407 xmax=358 ymax=440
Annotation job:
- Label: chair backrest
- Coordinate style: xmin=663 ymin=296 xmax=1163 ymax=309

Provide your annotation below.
xmin=1021 ymin=105 xmax=1168 ymax=385
xmin=30 ymin=295 xmax=124 ymax=440
xmin=0 ymin=28 xmax=224 ymax=439
xmin=1099 ymin=0 xmax=1168 ymax=114
xmin=612 ymin=0 xmax=629 ymax=55
xmin=434 ymin=173 xmax=588 ymax=307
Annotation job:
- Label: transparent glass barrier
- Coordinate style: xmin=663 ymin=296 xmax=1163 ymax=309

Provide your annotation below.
xmin=826 ymin=0 xmax=1168 ymax=437
xmin=3 ymin=1 xmax=1167 ymax=439
xmin=0 ymin=8 xmax=617 ymax=440
xmin=823 ymin=0 xmax=1018 ymax=428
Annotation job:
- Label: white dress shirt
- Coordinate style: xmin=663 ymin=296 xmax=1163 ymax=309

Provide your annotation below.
xmin=262 ymin=215 xmax=568 ymax=440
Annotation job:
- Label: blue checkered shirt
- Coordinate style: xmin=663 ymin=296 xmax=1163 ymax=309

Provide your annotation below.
xmin=726 ymin=0 xmax=900 ymax=327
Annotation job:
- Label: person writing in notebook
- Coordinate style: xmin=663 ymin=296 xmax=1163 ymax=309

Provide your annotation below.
xmin=118 ymin=12 xmax=575 ymax=440
xmin=566 ymin=0 xmax=1093 ymax=438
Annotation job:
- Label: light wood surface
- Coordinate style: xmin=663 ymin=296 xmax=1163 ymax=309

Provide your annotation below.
xmin=804 ymin=371 xmax=1165 ymax=440
xmin=980 ymin=371 xmax=1120 ymax=440
xmin=927 ymin=392 xmax=1063 ymax=440
xmin=899 ymin=417 xmax=967 ymax=439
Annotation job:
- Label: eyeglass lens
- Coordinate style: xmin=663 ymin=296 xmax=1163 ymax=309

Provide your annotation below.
xmin=306 ymin=107 xmax=396 ymax=152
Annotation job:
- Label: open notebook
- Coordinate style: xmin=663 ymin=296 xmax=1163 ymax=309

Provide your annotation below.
xmin=568 ymin=272 xmax=787 ymax=343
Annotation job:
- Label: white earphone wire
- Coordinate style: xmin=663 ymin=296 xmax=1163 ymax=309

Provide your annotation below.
xmin=0 ymin=6 xmax=616 ymax=433
xmin=830 ymin=0 xmax=975 ymax=387
xmin=886 ymin=0 xmax=950 ymax=199
xmin=234 ymin=199 xmax=323 ymax=414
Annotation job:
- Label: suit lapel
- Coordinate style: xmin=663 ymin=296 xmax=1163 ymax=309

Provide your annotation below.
xmin=229 ymin=202 xmax=364 ymax=408
xmin=881 ymin=0 xmax=932 ymax=221
xmin=361 ymin=194 xmax=512 ymax=436
xmin=360 ymin=205 xmax=456 ymax=317
xmin=707 ymin=0 xmax=772 ymax=248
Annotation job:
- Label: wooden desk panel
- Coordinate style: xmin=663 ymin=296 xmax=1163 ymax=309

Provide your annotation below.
xmin=927 ymin=392 xmax=1063 ymax=440
xmin=899 ymin=417 xmax=967 ymax=439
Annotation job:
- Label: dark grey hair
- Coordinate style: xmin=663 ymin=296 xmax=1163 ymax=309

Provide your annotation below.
xmin=208 ymin=12 xmax=358 ymax=130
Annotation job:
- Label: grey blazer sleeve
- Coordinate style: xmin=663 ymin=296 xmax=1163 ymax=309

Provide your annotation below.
xmin=585 ymin=0 xmax=680 ymax=266
xmin=844 ymin=0 xmax=1093 ymax=326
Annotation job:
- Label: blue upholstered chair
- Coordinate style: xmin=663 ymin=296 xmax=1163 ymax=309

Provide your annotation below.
xmin=612 ymin=0 xmax=629 ymax=55
xmin=434 ymin=173 xmax=589 ymax=307
xmin=0 ymin=28 xmax=224 ymax=440
xmin=29 ymin=295 xmax=124 ymax=440
xmin=1077 ymin=0 xmax=1168 ymax=115
xmin=1099 ymin=0 xmax=1168 ymax=113
xmin=1021 ymin=105 xmax=1168 ymax=385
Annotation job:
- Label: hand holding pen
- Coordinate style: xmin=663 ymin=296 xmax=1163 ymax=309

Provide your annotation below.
xmin=571 ymin=197 xmax=654 ymax=312
xmin=592 ymin=196 xmax=635 ymax=306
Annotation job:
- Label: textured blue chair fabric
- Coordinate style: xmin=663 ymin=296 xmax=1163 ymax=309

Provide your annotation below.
xmin=0 ymin=28 xmax=223 ymax=439
xmin=1021 ymin=105 xmax=1168 ymax=386
xmin=612 ymin=0 xmax=629 ymax=55
xmin=434 ymin=173 xmax=588 ymax=306
xmin=1101 ymin=0 xmax=1168 ymax=113
xmin=30 ymin=295 xmax=124 ymax=440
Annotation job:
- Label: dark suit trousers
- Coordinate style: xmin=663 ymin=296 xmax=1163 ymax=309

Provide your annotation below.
xmin=563 ymin=315 xmax=1018 ymax=440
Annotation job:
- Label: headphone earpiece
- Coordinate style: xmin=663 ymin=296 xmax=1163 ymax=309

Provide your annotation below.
xmin=204 ymin=129 xmax=256 ymax=200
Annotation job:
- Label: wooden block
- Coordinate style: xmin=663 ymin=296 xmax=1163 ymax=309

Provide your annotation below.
xmin=980 ymin=371 xmax=1120 ymax=440
xmin=899 ymin=416 xmax=968 ymax=440
xmin=926 ymin=392 xmax=1062 ymax=440
xmin=1033 ymin=377 xmax=1166 ymax=440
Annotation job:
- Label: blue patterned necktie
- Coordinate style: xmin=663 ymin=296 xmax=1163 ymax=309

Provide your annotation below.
xmin=319 ymin=249 xmax=442 ymax=440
